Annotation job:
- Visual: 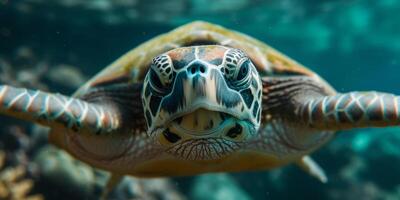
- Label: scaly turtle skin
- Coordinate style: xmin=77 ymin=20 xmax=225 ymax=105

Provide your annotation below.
xmin=1 ymin=21 xmax=399 ymax=187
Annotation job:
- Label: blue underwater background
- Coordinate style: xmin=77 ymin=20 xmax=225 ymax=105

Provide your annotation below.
xmin=0 ymin=0 xmax=400 ymax=199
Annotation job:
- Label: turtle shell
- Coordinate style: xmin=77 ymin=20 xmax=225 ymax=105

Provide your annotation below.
xmin=48 ymin=21 xmax=339 ymax=176
xmin=74 ymin=21 xmax=335 ymax=98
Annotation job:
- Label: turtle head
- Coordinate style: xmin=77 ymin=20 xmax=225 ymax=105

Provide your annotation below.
xmin=142 ymin=45 xmax=262 ymax=160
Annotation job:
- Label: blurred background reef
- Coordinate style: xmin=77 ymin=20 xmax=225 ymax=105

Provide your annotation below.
xmin=0 ymin=0 xmax=400 ymax=199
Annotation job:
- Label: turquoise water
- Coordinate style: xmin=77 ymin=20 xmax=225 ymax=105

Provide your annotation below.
xmin=0 ymin=0 xmax=400 ymax=199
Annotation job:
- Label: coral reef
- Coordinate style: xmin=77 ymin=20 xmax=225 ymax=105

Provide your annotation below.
xmin=0 ymin=151 xmax=43 ymax=200
xmin=112 ymin=177 xmax=185 ymax=200
xmin=0 ymin=46 xmax=86 ymax=95
xmin=0 ymin=46 xmax=49 ymax=91
xmin=34 ymin=145 xmax=185 ymax=199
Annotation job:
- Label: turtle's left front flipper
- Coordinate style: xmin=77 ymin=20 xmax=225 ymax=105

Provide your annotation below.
xmin=0 ymin=84 xmax=121 ymax=134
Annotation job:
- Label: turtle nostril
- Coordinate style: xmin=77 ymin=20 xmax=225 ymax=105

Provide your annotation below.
xmin=188 ymin=62 xmax=207 ymax=75
xmin=199 ymin=65 xmax=206 ymax=73
xmin=226 ymin=123 xmax=243 ymax=139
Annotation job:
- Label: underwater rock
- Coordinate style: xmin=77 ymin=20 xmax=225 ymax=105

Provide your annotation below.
xmin=33 ymin=145 xmax=184 ymax=199
xmin=190 ymin=174 xmax=251 ymax=200
xmin=29 ymin=125 xmax=51 ymax=152
xmin=0 ymin=49 xmax=48 ymax=91
xmin=47 ymin=64 xmax=87 ymax=89
xmin=33 ymin=145 xmax=96 ymax=199
xmin=111 ymin=177 xmax=185 ymax=200
xmin=0 ymin=126 xmax=30 ymax=153
xmin=139 ymin=178 xmax=185 ymax=200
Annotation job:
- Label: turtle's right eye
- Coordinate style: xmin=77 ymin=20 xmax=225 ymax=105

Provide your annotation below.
xmin=150 ymin=55 xmax=174 ymax=90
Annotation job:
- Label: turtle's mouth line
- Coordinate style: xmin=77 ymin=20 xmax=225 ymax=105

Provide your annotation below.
xmin=170 ymin=109 xmax=238 ymax=135
xmin=164 ymin=103 xmax=244 ymax=124
xmin=168 ymin=108 xmax=239 ymax=136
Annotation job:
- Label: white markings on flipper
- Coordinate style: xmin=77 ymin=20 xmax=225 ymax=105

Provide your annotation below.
xmin=6 ymin=89 xmax=26 ymax=109
xmin=25 ymin=90 xmax=40 ymax=111
xmin=0 ymin=86 xmax=8 ymax=103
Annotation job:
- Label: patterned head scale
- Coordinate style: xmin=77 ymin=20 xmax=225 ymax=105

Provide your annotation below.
xmin=150 ymin=54 xmax=174 ymax=87
xmin=141 ymin=45 xmax=262 ymax=160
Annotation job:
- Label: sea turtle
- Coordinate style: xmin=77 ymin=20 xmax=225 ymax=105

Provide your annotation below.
xmin=0 ymin=21 xmax=399 ymax=194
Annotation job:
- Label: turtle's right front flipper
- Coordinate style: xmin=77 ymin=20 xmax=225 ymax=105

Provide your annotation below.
xmin=0 ymin=84 xmax=120 ymax=134
xmin=256 ymin=76 xmax=400 ymax=182
xmin=299 ymin=91 xmax=400 ymax=130
xmin=262 ymin=76 xmax=400 ymax=131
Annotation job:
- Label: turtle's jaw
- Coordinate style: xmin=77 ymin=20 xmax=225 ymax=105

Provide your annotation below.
xmin=164 ymin=108 xmax=253 ymax=140
xmin=165 ymin=137 xmax=242 ymax=161
xmin=153 ymin=108 xmax=255 ymax=160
